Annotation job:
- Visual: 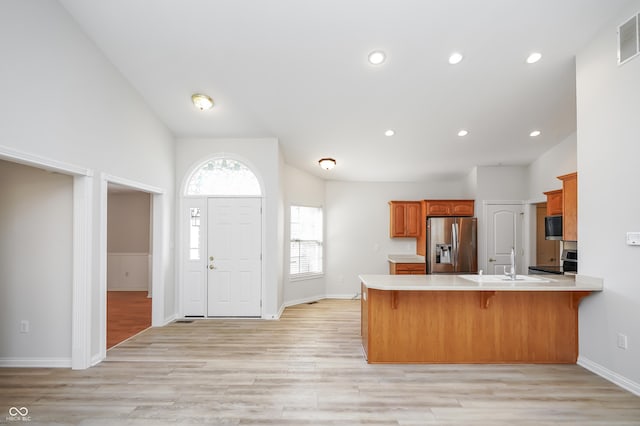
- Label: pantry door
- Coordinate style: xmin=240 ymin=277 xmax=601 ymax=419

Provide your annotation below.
xmin=207 ymin=197 xmax=262 ymax=317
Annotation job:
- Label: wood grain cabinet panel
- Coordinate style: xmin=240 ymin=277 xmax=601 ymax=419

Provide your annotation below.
xmin=544 ymin=189 xmax=563 ymax=216
xmin=558 ymin=172 xmax=577 ymax=241
xmin=424 ymin=200 xmax=474 ymax=217
xmin=389 ymin=201 xmax=421 ymax=238
xmin=389 ymin=262 xmax=426 ymax=275
xmin=416 ymin=200 xmax=475 ymax=256
xmin=361 ymin=287 xmax=590 ymax=364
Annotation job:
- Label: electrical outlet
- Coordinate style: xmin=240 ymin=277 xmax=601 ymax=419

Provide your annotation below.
xmin=20 ymin=320 xmax=29 ymax=334
xmin=617 ymin=333 xmax=628 ymax=350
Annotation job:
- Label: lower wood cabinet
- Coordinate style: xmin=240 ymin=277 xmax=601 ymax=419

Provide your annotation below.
xmin=389 ymin=262 xmax=426 ymax=275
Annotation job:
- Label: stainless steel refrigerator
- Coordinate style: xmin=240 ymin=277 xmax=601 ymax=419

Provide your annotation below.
xmin=426 ymin=217 xmax=477 ymax=274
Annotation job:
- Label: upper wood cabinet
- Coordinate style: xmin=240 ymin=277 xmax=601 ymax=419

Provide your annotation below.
xmin=543 ymin=189 xmax=563 ymax=216
xmin=423 ymin=200 xmax=474 ymax=217
xmin=416 ymin=199 xmax=475 ymax=256
xmin=558 ymin=172 xmax=578 ymax=241
xmin=389 ymin=201 xmax=421 ymax=238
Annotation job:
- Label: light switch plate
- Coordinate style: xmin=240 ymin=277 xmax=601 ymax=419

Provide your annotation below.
xmin=626 ymin=232 xmax=640 ymax=246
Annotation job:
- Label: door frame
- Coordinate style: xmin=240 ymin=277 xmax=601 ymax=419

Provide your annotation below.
xmin=98 ymin=174 xmax=166 ymax=361
xmin=481 ymin=200 xmax=530 ymax=274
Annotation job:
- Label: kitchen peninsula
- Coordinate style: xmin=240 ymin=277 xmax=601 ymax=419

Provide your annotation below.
xmin=360 ymin=274 xmax=602 ymax=364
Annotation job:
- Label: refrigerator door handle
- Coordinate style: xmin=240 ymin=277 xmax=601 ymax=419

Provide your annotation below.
xmin=452 ymin=222 xmax=458 ymax=270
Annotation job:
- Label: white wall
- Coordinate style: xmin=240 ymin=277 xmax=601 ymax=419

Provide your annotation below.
xmin=175 ymin=138 xmax=282 ymax=318
xmin=0 ymin=0 xmax=176 ymax=364
xmin=527 ymin=132 xmax=578 ymax=202
xmin=107 ymin=192 xmax=151 ymax=253
xmin=282 ymin=165 xmax=326 ymax=305
xmin=325 ymin=179 xmax=472 ymax=297
xmin=575 ymin=0 xmax=640 ymax=392
xmin=0 ymin=161 xmax=73 ymax=364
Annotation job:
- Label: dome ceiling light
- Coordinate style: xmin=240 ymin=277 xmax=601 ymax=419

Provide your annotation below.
xmin=318 ymin=158 xmax=337 ymax=170
xmin=191 ymin=93 xmax=214 ymax=110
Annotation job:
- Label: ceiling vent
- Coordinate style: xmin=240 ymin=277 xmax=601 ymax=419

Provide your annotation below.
xmin=618 ymin=13 xmax=639 ymax=65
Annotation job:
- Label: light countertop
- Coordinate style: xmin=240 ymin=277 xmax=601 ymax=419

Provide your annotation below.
xmin=387 ymin=254 xmax=425 ymax=264
xmin=359 ymin=273 xmax=603 ymax=292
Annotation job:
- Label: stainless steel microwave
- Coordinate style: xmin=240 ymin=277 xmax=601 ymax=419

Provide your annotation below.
xmin=545 ymin=215 xmax=563 ymax=240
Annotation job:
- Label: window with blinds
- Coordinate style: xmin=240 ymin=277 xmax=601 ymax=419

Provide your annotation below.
xmin=290 ymin=205 xmax=323 ymax=278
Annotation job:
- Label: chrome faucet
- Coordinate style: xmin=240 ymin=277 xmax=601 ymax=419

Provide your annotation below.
xmin=504 ymin=247 xmax=516 ymax=280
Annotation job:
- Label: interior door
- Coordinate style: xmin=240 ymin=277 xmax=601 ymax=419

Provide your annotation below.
xmin=486 ymin=204 xmax=524 ymax=274
xmin=207 ymin=197 xmax=262 ymax=317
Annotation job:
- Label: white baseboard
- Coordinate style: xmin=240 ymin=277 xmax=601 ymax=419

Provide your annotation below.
xmin=325 ymin=293 xmax=361 ymax=300
xmin=578 ymin=355 xmax=640 ymax=396
xmin=0 ymin=357 xmax=72 ymax=368
xmin=283 ymin=295 xmax=326 ymax=308
xmin=91 ymin=353 xmax=105 ymax=367
xmin=162 ymin=313 xmax=178 ymax=326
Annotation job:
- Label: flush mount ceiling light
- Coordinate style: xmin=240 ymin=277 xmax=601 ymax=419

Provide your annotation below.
xmin=318 ymin=158 xmax=336 ymax=170
xmin=530 ymin=130 xmax=542 ymax=137
xmin=448 ymin=52 xmax=464 ymax=65
xmin=384 ymin=129 xmax=395 ymax=137
xmin=368 ymin=50 xmax=386 ymax=65
xmin=457 ymin=129 xmax=469 ymax=137
xmin=191 ymin=93 xmax=214 ymax=110
xmin=526 ymin=52 xmax=542 ymax=64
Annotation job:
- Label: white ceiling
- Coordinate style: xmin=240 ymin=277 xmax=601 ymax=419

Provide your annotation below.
xmin=59 ymin=0 xmax=628 ymax=182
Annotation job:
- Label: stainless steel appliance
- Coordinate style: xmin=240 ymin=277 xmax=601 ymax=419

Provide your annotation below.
xmin=528 ymin=249 xmax=577 ymax=275
xmin=544 ymin=215 xmax=563 ymax=240
xmin=426 ymin=217 xmax=477 ymax=274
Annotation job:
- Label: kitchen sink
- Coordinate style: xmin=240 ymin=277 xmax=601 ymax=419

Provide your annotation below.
xmin=458 ymin=274 xmax=552 ymax=283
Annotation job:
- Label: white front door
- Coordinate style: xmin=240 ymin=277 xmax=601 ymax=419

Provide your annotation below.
xmin=486 ymin=203 xmax=524 ymax=274
xmin=207 ymin=197 xmax=262 ymax=317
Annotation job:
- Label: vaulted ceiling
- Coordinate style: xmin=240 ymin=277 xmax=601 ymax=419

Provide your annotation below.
xmin=60 ymin=0 xmax=629 ymax=181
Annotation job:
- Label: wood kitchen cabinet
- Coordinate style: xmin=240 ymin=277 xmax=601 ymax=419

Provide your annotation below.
xmin=423 ymin=200 xmax=474 ymax=217
xmin=544 ymin=189 xmax=563 ymax=216
xmin=389 ymin=262 xmax=426 ymax=275
xmin=417 ymin=199 xmax=475 ymax=256
xmin=389 ymin=201 xmax=421 ymax=237
xmin=558 ymin=172 xmax=578 ymax=241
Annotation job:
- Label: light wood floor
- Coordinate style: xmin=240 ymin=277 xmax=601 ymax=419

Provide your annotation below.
xmin=107 ymin=291 xmax=152 ymax=349
xmin=1 ymin=299 xmax=639 ymax=425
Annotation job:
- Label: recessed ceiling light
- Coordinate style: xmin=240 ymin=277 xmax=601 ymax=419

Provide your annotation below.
xmin=191 ymin=93 xmax=214 ymax=110
xmin=457 ymin=129 xmax=469 ymax=137
xmin=530 ymin=130 xmax=541 ymax=137
xmin=449 ymin=52 xmax=463 ymax=65
xmin=526 ymin=52 xmax=542 ymax=64
xmin=318 ymin=158 xmax=336 ymax=170
xmin=384 ymin=129 xmax=395 ymax=137
xmin=368 ymin=50 xmax=386 ymax=65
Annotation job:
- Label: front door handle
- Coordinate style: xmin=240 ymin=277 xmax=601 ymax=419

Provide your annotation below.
xmin=488 ymin=258 xmax=496 ymax=262
xmin=209 ymin=264 xmax=215 ymax=270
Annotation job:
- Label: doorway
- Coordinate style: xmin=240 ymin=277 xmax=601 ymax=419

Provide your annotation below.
xmin=106 ymin=184 xmax=152 ymax=348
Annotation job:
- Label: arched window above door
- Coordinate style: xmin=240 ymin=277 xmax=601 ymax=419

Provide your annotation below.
xmin=186 ymin=158 xmax=261 ymax=196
